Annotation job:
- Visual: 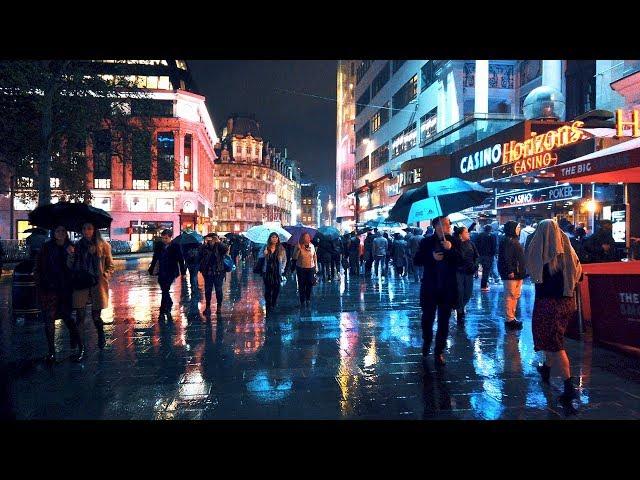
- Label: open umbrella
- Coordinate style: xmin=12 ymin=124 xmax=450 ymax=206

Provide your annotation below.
xmin=317 ymin=225 xmax=341 ymax=240
xmin=387 ymin=177 xmax=492 ymax=224
xmin=28 ymin=202 xmax=112 ymax=232
xmin=243 ymin=224 xmax=291 ymax=244
xmin=173 ymin=230 xmax=204 ymax=245
xmin=284 ymin=224 xmax=318 ymax=245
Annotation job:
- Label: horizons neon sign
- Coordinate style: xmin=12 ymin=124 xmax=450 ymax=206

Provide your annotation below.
xmin=492 ymin=121 xmax=587 ymax=179
xmin=616 ymin=109 xmax=640 ymax=137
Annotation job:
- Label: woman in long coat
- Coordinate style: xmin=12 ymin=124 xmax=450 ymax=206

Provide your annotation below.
xmin=68 ymin=222 xmax=114 ymax=360
xmin=259 ymin=232 xmax=287 ymax=314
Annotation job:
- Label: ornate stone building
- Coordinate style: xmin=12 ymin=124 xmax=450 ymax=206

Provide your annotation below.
xmin=212 ymin=115 xmax=301 ymax=233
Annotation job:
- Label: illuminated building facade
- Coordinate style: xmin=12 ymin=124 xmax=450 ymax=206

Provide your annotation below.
xmin=300 ymin=183 xmax=318 ymax=227
xmin=0 ymin=60 xmax=219 ymax=242
xmin=212 ymin=115 xmax=301 ymax=233
xmin=336 ymin=60 xmax=357 ymax=232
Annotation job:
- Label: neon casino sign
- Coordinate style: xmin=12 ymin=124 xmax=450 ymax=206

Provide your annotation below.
xmin=492 ymin=121 xmax=587 ymax=179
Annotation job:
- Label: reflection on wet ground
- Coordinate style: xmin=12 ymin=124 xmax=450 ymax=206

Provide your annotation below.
xmin=2 ymin=260 xmax=640 ymax=420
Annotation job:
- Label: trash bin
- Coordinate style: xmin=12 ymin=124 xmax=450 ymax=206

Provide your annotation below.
xmin=11 ymin=259 xmax=40 ymax=320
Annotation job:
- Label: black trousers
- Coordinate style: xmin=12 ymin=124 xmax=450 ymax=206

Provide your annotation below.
xmin=479 ymin=256 xmax=493 ymax=289
xmin=264 ymin=277 xmax=281 ymax=309
xmin=331 ymin=254 xmax=340 ymax=277
xmin=204 ymin=274 xmax=224 ymax=308
xmin=159 ymin=277 xmax=174 ymax=312
xmin=349 ymin=253 xmax=360 ymax=275
xmin=297 ymin=267 xmax=315 ymax=303
xmin=41 ymin=289 xmax=80 ymax=354
xmin=421 ymin=288 xmax=453 ymax=356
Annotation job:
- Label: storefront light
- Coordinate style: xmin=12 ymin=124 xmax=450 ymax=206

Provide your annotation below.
xmin=585 ymin=200 xmax=597 ymax=213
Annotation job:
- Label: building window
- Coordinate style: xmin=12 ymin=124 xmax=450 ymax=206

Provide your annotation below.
xmin=420 ymin=108 xmax=437 ymax=143
xmin=133 ymin=179 xmax=150 ymax=190
xmin=130 ymin=99 xmax=173 ymax=117
xmin=356 ymin=60 xmax=373 ymax=84
xmin=94 ymin=178 xmax=111 ymax=189
xmin=355 ymin=121 xmax=370 ymax=147
xmin=519 ymin=60 xmax=542 ymax=86
xmin=157 ymin=131 xmax=175 ymax=190
xmin=463 ymin=62 xmax=514 ymax=89
xmin=421 ymin=61 xmax=438 ymax=92
xmin=392 ymin=74 xmax=417 ymax=115
xmin=370 ymin=102 xmax=390 ymax=133
xmin=392 ymin=60 xmax=406 ymax=74
xmin=370 ymin=143 xmax=389 ymax=170
xmin=356 ymin=156 xmax=370 ymax=179
xmin=222 ymin=195 xmax=228 ymax=203
xmin=93 ymin=129 xmax=111 ymax=188
xmin=92 ymin=197 xmax=112 ymax=211
xmin=132 ymin=131 xmax=151 ymax=185
xmin=356 ymin=88 xmax=370 ymax=116
xmin=392 ymin=123 xmax=417 ymax=158
xmin=371 ymin=62 xmax=390 ymax=98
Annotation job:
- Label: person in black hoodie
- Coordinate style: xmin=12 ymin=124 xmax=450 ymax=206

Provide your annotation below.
xmin=413 ymin=216 xmax=460 ymax=366
xmin=498 ymin=221 xmax=526 ymax=330
xmin=453 ymin=226 xmax=479 ymax=326
xmin=475 ymin=224 xmax=497 ymax=292
xmin=149 ymin=229 xmax=186 ymax=319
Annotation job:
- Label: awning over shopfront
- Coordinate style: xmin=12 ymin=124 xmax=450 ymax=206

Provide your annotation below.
xmin=536 ymin=137 xmax=640 ymax=184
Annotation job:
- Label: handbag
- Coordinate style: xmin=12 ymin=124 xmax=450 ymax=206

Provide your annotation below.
xmin=223 ymin=255 xmax=235 ymax=273
xmin=72 ymin=270 xmax=98 ymax=290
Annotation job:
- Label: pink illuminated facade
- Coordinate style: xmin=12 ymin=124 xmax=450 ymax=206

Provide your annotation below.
xmin=336 ymin=60 xmax=357 ymax=232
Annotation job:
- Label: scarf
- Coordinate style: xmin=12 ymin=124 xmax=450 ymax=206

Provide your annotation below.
xmin=525 ymin=219 xmax=582 ymax=297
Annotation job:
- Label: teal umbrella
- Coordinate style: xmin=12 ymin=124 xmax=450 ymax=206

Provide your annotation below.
xmin=172 ymin=230 xmax=204 ymax=245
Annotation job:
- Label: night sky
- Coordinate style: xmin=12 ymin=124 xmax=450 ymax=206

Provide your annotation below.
xmin=188 ymin=60 xmax=337 ymax=199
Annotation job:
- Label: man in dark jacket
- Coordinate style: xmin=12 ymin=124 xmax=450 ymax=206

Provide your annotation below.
xmin=409 ymin=228 xmax=424 ymax=282
xmin=581 ymin=220 xmax=618 ymax=263
xmin=364 ymin=231 xmax=375 ymax=275
xmin=330 ymin=236 xmax=343 ymax=280
xmin=348 ymin=232 xmax=361 ymax=276
xmin=497 ymin=221 xmax=526 ymax=330
xmin=475 ymin=224 xmax=497 ymax=292
xmin=149 ymin=229 xmax=186 ymax=318
xmin=413 ymin=216 xmax=460 ymax=366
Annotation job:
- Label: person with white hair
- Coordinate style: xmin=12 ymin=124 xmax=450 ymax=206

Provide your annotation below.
xmin=526 ymin=219 xmax=583 ymax=404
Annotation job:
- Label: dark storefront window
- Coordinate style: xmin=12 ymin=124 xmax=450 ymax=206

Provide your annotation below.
xmin=370 ymin=143 xmax=389 ymax=170
xmin=132 ymin=131 xmax=151 ymax=189
xmin=393 ymin=75 xmax=418 ymax=114
xmin=93 ymin=130 xmax=111 ymax=189
xmin=565 ymin=60 xmax=596 ymax=120
xmin=157 ymin=131 xmax=175 ymax=190
xmin=130 ymin=220 xmax=173 ymax=242
xmin=356 ymin=121 xmax=370 ymax=147
xmin=371 ymin=62 xmax=390 ymax=98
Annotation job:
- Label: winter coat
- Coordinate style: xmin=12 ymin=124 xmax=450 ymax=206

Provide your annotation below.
xmin=35 ymin=238 xmax=72 ymax=293
xmin=68 ymin=237 xmax=114 ymax=309
xmin=457 ymin=239 xmax=479 ymax=274
xmin=414 ymin=233 xmax=460 ymax=305
xmin=475 ymin=231 xmax=497 ymax=257
xmin=498 ymin=221 xmax=526 ymax=280
xmin=372 ymin=235 xmax=388 ymax=257
xmin=392 ymin=239 xmax=408 ymax=264
xmin=348 ymin=236 xmax=361 ymax=254
xmin=408 ymin=231 xmax=423 ymax=256
xmin=149 ymin=241 xmax=186 ymax=281
xmin=198 ymin=242 xmax=228 ymax=278
xmin=259 ymin=244 xmax=287 ymax=275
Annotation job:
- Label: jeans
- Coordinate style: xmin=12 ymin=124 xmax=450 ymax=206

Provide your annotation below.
xmin=504 ymin=279 xmax=523 ymax=321
xmin=349 ymin=253 xmax=360 ymax=275
xmin=264 ymin=276 xmax=281 ymax=309
xmin=186 ymin=263 xmax=199 ymax=293
xmin=204 ymin=274 xmax=224 ymax=309
xmin=479 ymin=256 xmax=493 ymax=289
xmin=331 ymin=255 xmax=341 ymax=278
xmin=491 ymin=255 xmax=501 ymax=282
xmin=413 ymin=263 xmax=424 ymax=282
xmin=297 ymin=267 xmax=315 ymax=303
xmin=456 ymin=272 xmax=474 ymax=315
xmin=374 ymin=255 xmax=387 ymax=276
xmin=159 ymin=277 xmax=174 ymax=312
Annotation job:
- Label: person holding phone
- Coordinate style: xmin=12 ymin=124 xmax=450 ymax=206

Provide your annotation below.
xmin=413 ymin=216 xmax=460 ymax=367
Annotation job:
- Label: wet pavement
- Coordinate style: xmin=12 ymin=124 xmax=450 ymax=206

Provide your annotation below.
xmin=2 ymin=259 xmax=640 ymax=420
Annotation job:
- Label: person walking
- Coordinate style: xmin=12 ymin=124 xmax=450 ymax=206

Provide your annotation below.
xmin=34 ymin=225 xmax=82 ymax=363
xmin=148 ymin=229 xmax=186 ymax=320
xmin=198 ymin=233 xmax=228 ymax=315
xmin=348 ymin=232 xmax=361 ymax=276
xmin=340 ymin=233 xmax=351 ymax=277
xmin=414 ymin=216 xmax=459 ymax=366
xmin=409 ymin=228 xmax=424 ymax=282
xmin=293 ymin=232 xmax=318 ymax=308
xmin=526 ymin=219 xmax=583 ymax=404
xmin=475 ymin=224 xmax=497 ymax=292
xmin=67 ymin=222 xmax=114 ymax=360
xmin=315 ymin=234 xmax=332 ymax=282
xmin=498 ymin=221 xmax=526 ymax=330
xmin=259 ymin=232 xmax=287 ymax=314
xmin=181 ymin=242 xmax=201 ymax=296
xmin=372 ymin=230 xmax=388 ymax=277
xmin=453 ymin=226 xmax=479 ymax=326
xmin=405 ymin=229 xmax=415 ymax=277
xmin=391 ymin=233 xmax=408 ymax=277
xmin=364 ymin=231 xmax=374 ymax=275
xmin=384 ymin=232 xmax=393 ymax=274
xmin=330 ymin=236 xmax=342 ymax=281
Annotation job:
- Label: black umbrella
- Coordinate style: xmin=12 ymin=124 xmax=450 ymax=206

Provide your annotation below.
xmin=387 ymin=177 xmax=492 ymax=224
xmin=28 ymin=202 xmax=113 ymax=232
xmin=23 ymin=227 xmax=49 ymax=235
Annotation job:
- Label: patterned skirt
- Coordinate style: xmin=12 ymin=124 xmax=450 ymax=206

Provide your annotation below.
xmin=532 ymin=296 xmax=576 ymax=352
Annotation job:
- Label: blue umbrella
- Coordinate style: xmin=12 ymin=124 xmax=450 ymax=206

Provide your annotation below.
xmin=243 ymin=224 xmax=291 ymax=244
xmin=317 ymin=225 xmax=341 ymax=240
xmin=284 ymin=224 xmax=318 ymax=245
xmin=172 ymin=229 xmax=204 ymax=245
xmin=387 ymin=177 xmax=492 ymax=224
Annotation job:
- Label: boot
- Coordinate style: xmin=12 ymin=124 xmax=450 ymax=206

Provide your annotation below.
xmin=536 ymin=363 xmax=551 ymax=383
xmin=93 ymin=312 xmax=106 ymax=350
xmin=559 ymin=377 xmax=578 ymax=401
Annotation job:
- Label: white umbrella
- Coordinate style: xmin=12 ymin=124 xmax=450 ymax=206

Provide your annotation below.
xmin=243 ymin=224 xmax=291 ymax=244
